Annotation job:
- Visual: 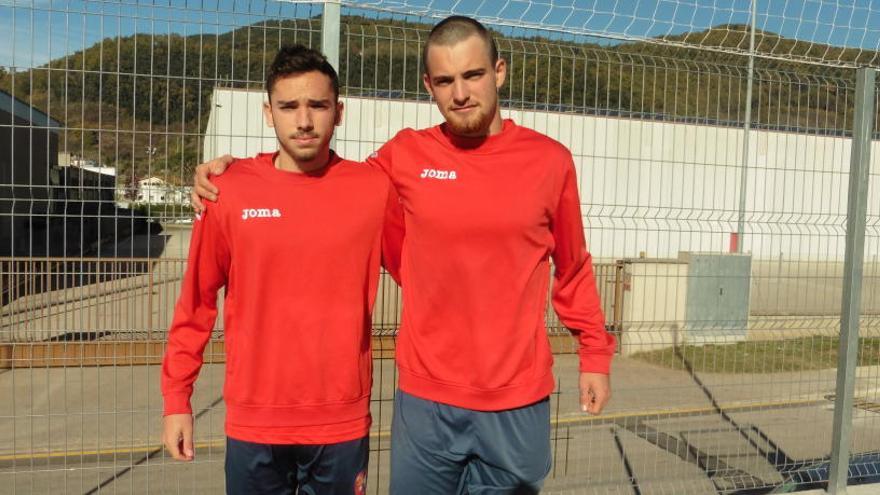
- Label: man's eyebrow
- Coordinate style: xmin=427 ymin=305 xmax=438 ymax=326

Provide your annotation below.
xmin=274 ymin=97 xmax=332 ymax=106
xmin=431 ymin=66 xmax=487 ymax=80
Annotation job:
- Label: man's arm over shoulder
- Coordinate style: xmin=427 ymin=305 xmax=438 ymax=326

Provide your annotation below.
xmin=364 ymin=128 xmax=420 ymax=178
xmin=190 ymin=154 xmax=236 ymax=213
xmin=161 ymin=204 xmax=232 ymax=416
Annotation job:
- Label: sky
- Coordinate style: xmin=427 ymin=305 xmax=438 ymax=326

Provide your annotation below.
xmin=3 ymin=0 xmax=880 ymax=69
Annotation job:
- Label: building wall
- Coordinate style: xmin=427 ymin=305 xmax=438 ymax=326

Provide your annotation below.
xmin=0 ymin=107 xmax=58 ymax=256
xmin=203 ymin=89 xmax=276 ymax=161
xmin=203 ymin=90 xmax=880 ymax=261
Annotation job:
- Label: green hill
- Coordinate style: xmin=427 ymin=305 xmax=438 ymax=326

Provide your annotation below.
xmin=0 ymin=16 xmax=860 ymax=181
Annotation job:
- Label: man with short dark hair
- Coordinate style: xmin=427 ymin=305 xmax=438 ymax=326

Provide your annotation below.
xmin=192 ymin=16 xmax=616 ymax=494
xmin=162 ymin=45 xmax=393 ymax=494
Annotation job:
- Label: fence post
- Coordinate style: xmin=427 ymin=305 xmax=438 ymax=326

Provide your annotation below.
xmin=321 ymin=0 xmax=341 ymax=70
xmin=735 ymin=0 xmax=757 ymax=253
xmin=321 ymin=0 xmax=341 ymax=151
xmin=829 ymin=66 xmax=875 ymax=495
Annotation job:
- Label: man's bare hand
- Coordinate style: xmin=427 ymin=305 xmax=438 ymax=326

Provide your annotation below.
xmin=190 ymin=154 xmax=235 ymax=213
xmin=162 ymin=414 xmax=195 ymax=461
xmin=579 ymin=372 xmax=611 ymax=415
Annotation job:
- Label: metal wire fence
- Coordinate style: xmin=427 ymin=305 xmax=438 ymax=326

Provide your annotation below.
xmin=1 ymin=0 xmax=879 ymax=493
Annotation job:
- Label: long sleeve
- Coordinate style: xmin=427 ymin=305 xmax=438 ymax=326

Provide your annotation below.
xmin=365 ymin=138 xmax=395 ymax=178
xmin=381 ymin=183 xmax=405 ymax=284
xmin=368 ymin=138 xmax=405 ymax=284
xmin=550 ymin=160 xmax=617 ymax=374
xmin=161 ymin=206 xmax=231 ymax=415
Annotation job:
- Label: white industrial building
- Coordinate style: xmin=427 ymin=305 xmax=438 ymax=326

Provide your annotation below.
xmin=136 ymin=176 xmax=191 ymax=205
xmin=203 ymin=88 xmax=880 ymax=262
xmin=58 ymin=154 xmax=117 ymax=177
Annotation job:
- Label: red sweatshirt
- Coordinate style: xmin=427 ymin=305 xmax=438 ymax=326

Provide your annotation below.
xmin=161 ymin=152 xmax=393 ymax=444
xmin=370 ymin=119 xmax=616 ymax=411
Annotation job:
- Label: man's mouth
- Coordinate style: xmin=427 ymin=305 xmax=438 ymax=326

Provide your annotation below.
xmin=451 ymin=104 xmax=478 ymax=113
xmin=292 ymin=135 xmax=319 ymax=144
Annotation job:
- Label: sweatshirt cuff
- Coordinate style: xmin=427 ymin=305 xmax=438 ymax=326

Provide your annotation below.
xmin=163 ymin=393 xmax=193 ymax=416
xmin=578 ymin=351 xmax=613 ymax=374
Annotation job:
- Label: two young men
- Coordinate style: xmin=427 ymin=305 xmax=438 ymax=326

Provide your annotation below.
xmin=161 ymin=46 xmax=393 ymax=494
xmin=179 ymin=15 xmax=617 ymax=494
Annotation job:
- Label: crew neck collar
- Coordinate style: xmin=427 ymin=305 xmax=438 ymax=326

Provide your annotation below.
xmin=255 ymin=151 xmax=343 ymax=182
xmin=433 ymin=119 xmax=520 ymax=154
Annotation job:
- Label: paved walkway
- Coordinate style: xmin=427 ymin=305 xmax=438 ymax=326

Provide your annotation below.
xmin=2 ymin=357 xmax=879 ymax=493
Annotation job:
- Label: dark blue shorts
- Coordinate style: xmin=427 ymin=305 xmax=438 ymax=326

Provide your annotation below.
xmin=390 ymin=390 xmax=552 ymax=495
xmin=224 ymin=436 xmax=369 ymax=495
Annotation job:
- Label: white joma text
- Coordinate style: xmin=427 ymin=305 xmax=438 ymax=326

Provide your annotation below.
xmin=242 ymin=208 xmax=282 ymax=220
xmin=420 ymin=168 xmax=457 ymax=180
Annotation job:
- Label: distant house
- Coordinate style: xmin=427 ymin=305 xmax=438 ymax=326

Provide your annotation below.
xmin=136 ymin=176 xmax=191 ymax=205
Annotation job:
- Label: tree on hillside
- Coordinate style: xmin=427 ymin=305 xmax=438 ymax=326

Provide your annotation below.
xmin=4 ymin=16 xmax=863 ymax=180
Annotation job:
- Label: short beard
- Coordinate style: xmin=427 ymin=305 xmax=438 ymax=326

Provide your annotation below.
xmin=287 ymin=147 xmax=320 ymax=163
xmin=276 ymin=140 xmax=325 ymax=171
xmin=445 ymin=105 xmax=495 ymax=137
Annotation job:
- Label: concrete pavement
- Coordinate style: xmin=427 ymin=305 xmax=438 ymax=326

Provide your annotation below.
xmin=3 ymin=356 xmax=879 ymax=493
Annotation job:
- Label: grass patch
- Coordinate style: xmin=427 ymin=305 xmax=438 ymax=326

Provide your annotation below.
xmin=630 ymin=336 xmax=880 ymax=373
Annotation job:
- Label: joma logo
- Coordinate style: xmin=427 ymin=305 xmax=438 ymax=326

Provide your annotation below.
xmin=242 ymin=208 xmax=282 ymax=220
xmin=420 ymin=168 xmax=457 ymax=180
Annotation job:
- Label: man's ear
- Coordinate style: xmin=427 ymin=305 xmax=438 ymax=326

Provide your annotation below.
xmin=422 ymin=72 xmax=435 ymax=99
xmin=335 ymin=100 xmax=344 ymax=126
xmin=494 ymin=57 xmax=507 ymax=90
xmin=263 ymin=100 xmax=274 ymax=128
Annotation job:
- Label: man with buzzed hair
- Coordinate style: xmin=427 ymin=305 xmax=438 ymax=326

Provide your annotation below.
xmin=192 ymin=15 xmax=615 ymax=494
xmin=418 ymin=15 xmax=499 ymax=135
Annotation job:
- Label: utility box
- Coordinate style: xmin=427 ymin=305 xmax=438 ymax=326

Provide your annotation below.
xmin=679 ymin=252 xmax=752 ymax=344
xmin=616 ymin=258 xmax=689 ymax=356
